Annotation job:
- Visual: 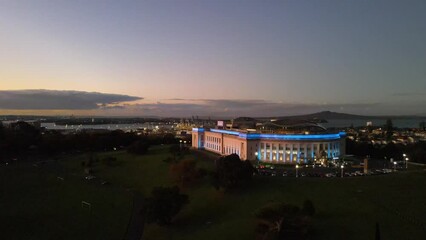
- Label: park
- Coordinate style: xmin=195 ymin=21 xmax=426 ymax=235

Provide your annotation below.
xmin=1 ymin=145 xmax=426 ymax=240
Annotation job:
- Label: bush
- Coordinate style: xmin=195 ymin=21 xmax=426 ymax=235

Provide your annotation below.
xmin=145 ymin=186 xmax=189 ymax=225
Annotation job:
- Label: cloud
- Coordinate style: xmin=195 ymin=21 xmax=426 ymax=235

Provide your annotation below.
xmin=0 ymin=89 xmax=142 ymax=110
xmin=391 ymin=92 xmax=426 ymax=97
xmin=121 ymin=99 xmax=380 ymax=117
xmin=2 ymin=92 xmax=420 ymax=116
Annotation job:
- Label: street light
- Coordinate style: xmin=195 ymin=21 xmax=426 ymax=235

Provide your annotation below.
xmin=405 ymin=157 xmax=409 ymax=169
xmin=341 ymin=165 xmax=344 ymax=178
xmin=393 ymin=161 xmax=397 ymax=171
xmin=403 ymin=153 xmax=407 ymax=169
xmin=295 ymin=164 xmax=299 ymax=178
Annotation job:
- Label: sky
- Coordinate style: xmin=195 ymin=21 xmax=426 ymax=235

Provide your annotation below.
xmin=0 ymin=0 xmax=425 ymax=117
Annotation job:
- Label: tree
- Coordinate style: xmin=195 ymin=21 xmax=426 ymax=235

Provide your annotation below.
xmin=375 ymin=222 xmax=381 ymax=240
xmin=420 ymin=121 xmax=426 ymax=131
xmin=0 ymin=121 xmax=4 ymax=143
xmin=163 ymin=133 xmax=178 ymax=144
xmin=169 ymin=144 xmax=185 ymax=162
xmin=255 ymin=202 xmax=313 ymax=240
xmin=145 ymin=186 xmax=188 ymax=225
xmin=213 ymin=154 xmax=255 ymax=190
xmin=127 ymin=140 xmax=150 ymax=155
xmin=169 ymin=159 xmax=200 ymax=188
xmin=385 ymin=119 xmax=393 ymax=141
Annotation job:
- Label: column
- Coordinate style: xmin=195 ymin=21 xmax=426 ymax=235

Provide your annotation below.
xmin=303 ymin=143 xmax=308 ymax=163
xmin=327 ymin=143 xmax=331 ymax=158
xmin=296 ymin=143 xmax=300 ymax=163
xmin=263 ymin=143 xmax=267 ymax=160
xmin=283 ymin=144 xmax=286 ymax=163
xmin=269 ymin=143 xmax=273 ymax=162
xmin=290 ymin=144 xmax=293 ymax=163
xmin=276 ymin=144 xmax=280 ymax=162
xmin=258 ymin=144 xmax=261 ymax=161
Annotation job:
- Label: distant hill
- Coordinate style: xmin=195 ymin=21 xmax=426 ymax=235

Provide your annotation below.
xmin=274 ymin=111 xmax=425 ymax=120
xmin=282 ymin=111 xmax=368 ymax=120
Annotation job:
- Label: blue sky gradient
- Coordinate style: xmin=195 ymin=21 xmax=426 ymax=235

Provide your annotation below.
xmin=0 ymin=0 xmax=425 ymax=116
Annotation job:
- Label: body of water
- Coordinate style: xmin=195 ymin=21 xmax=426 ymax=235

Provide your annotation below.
xmin=41 ymin=122 xmax=174 ymax=131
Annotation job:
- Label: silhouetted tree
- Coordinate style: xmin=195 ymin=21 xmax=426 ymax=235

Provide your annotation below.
xmin=145 ymin=186 xmax=188 ymax=225
xmin=213 ymin=154 xmax=255 ymax=190
xmin=255 ymin=202 xmax=312 ymax=240
xmin=169 ymin=159 xmax=200 ymax=188
xmin=169 ymin=144 xmax=183 ymax=162
xmin=162 ymin=133 xmax=177 ymax=144
xmin=420 ymin=121 xmax=426 ymax=131
xmin=385 ymin=119 xmax=393 ymax=141
xmin=127 ymin=140 xmax=150 ymax=155
xmin=375 ymin=222 xmax=381 ymax=240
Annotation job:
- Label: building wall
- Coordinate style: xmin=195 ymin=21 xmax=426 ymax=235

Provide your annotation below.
xmin=222 ymin=135 xmax=247 ymax=159
xmin=254 ymin=140 xmax=342 ymax=163
xmin=192 ymin=128 xmax=346 ymax=163
xmin=203 ymin=131 xmax=223 ymax=154
xmin=191 ymin=129 xmax=204 ymax=149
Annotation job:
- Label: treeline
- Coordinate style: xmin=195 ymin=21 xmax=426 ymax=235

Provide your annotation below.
xmin=346 ymin=138 xmax=426 ymax=163
xmin=0 ymin=121 xmax=178 ymax=160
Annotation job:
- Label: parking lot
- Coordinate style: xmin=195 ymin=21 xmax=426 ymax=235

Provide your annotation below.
xmin=255 ymin=164 xmax=402 ymax=178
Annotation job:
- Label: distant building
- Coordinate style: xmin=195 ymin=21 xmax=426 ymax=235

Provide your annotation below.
xmin=192 ymin=119 xmax=346 ymax=164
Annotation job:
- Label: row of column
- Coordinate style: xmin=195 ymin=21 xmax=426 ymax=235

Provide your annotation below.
xmin=257 ymin=141 xmax=340 ymax=163
xmin=224 ymin=145 xmax=240 ymax=156
xmin=204 ymin=136 xmax=219 ymax=152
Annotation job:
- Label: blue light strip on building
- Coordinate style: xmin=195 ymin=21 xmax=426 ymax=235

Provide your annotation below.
xmin=210 ymin=128 xmax=240 ymax=136
xmin=199 ymin=128 xmax=345 ymax=141
xmin=241 ymin=133 xmax=344 ymax=140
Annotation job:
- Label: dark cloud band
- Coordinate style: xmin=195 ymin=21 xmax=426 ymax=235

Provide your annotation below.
xmin=0 ymin=90 xmax=142 ymax=110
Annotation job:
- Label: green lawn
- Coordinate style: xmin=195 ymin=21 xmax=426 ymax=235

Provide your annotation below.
xmin=0 ymin=160 xmax=132 ymax=240
xmin=1 ymin=146 xmax=426 ymax=240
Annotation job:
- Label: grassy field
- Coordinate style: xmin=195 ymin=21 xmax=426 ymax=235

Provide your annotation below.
xmin=1 ymin=145 xmax=426 ymax=240
xmin=0 ymin=160 xmax=132 ymax=240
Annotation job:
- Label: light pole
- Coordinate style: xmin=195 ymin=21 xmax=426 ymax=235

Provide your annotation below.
xmin=341 ymin=165 xmax=344 ymax=178
xmin=405 ymin=157 xmax=409 ymax=169
xmin=393 ymin=161 xmax=397 ymax=171
xmin=403 ymin=153 xmax=407 ymax=169
xmin=295 ymin=164 xmax=299 ymax=178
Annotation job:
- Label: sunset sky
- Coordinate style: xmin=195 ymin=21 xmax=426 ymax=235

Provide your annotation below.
xmin=1 ymin=0 xmax=425 ymax=117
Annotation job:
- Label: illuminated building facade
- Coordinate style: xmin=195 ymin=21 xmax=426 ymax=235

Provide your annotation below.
xmin=192 ymin=128 xmax=346 ymax=164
